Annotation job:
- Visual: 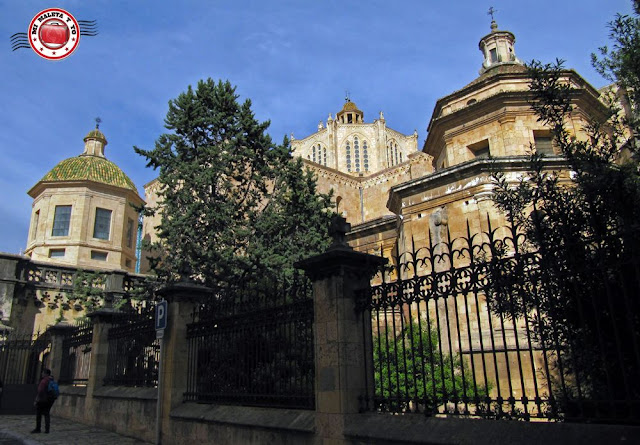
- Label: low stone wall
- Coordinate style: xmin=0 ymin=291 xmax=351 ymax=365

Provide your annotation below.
xmin=52 ymin=386 xmax=640 ymax=444
xmin=166 ymin=403 xmax=315 ymax=445
xmin=55 ymin=386 xmax=316 ymax=445
xmin=52 ymin=385 xmax=87 ymax=423
xmin=345 ymin=413 xmax=640 ymax=445
xmin=91 ymin=386 xmax=157 ymax=442
xmin=53 ymin=385 xmax=156 ymax=443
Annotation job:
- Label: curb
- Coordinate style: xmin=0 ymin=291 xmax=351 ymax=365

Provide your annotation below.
xmin=0 ymin=429 xmax=43 ymax=445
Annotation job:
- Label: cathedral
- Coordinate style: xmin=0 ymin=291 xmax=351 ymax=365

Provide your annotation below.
xmin=21 ymin=18 xmax=610 ymax=276
xmin=269 ymin=19 xmax=606 ymax=262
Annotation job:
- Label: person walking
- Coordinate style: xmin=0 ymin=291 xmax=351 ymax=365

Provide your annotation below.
xmin=31 ymin=368 xmax=54 ymax=434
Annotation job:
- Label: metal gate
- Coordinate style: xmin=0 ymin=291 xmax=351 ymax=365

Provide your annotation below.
xmin=0 ymin=330 xmax=51 ymax=414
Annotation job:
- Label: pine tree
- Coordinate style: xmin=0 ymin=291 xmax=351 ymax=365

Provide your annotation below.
xmin=135 ymin=79 xmax=333 ymax=287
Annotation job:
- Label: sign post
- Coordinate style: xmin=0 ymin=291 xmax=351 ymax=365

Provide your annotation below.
xmin=155 ymin=300 xmax=167 ymax=445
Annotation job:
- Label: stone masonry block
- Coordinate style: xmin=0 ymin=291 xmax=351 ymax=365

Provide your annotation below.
xmin=318 ymin=366 xmax=336 ymax=392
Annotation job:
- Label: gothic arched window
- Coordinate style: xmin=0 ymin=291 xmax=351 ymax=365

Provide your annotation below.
xmin=312 ymin=145 xmax=316 ymax=163
xmin=323 ymin=146 xmax=327 ymax=166
xmin=354 ymin=136 xmax=360 ymax=172
xmin=346 ymin=141 xmax=352 ymax=172
xmin=363 ymin=140 xmax=369 ymax=171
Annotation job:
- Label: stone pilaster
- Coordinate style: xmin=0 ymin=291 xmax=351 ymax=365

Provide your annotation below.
xmin=84 ymin=309 xmax=119 ymax=420
xmin=296 ymin=216 xmax=386 ymax=444
xmin=156 ymin=281 xmax=210 ymax=438
xmin=47 ymin=322 xmax=75 ymax=381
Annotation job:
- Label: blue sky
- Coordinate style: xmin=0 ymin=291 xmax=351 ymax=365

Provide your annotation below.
xmin=0 ymin=0 xmax=633 ymax=254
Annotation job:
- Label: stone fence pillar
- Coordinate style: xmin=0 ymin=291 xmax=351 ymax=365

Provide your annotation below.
xmin=46 ymin=322 xmax=75 ymax=381
xmin=84 ymin=309 xmax=119 ymax=420
xmin=156 ymin=281 xmax=210 ymax=441
xmin=296 ymin=216 xmax=386 ymax=444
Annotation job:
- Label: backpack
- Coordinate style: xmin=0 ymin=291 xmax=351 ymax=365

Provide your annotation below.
xmin=46 ymin=379 xmax=59 ymax=401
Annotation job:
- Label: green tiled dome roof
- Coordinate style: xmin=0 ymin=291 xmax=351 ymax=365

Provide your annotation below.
xmin=39 ymin=155 xmax=138 ymax=193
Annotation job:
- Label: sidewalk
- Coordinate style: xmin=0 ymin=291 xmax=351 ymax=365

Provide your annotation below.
xmin=0 ymin=416 xmax=151 ymax=444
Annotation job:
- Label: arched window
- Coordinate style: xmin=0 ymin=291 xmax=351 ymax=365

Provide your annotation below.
xmin=323 ymin=147 xmax=327 ymax=166
xmin=354 ymin=136 xmax=360 ymax=172
xmin=346 ymin=141 xmax=351 ymax=172
xmin=394 ymin=144 xmax=399 ymax=165
xmin=363 ymin=140 xmax=369 ymax=171
xmin=399 ymin=152 xmax=403 ymax=162
xmin=312 ymin=145 xmax=316 ymax=163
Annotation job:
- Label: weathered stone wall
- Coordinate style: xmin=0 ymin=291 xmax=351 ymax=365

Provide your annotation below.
xmin=53 ymin=389 xmax=640 ymax=445
xmin=0 ymin=253 xmax=148 ymax=334
xmin=53 ymin=386 xmax=156 ymax=443
xmin=167 ymin=404 xmax=315 ymax=445
xmin=0 ymin=254 xmax=21 ymax=327
xmin=345 ymin=412 xmax=640 ymax=445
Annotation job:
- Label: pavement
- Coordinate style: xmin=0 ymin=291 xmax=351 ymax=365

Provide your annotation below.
xmin=0 ymin=416 xmax=151 ymax=444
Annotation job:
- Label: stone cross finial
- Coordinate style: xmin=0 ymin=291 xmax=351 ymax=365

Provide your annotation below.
xmin=488 ymin=7 xmax=498 ymax=31
xmin=328 ymin=215 xmax=352 ymax=250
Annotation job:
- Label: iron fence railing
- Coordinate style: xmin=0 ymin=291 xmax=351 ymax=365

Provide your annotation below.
xmin=104 ymin=304 xmax=159 ymax=387
xmin=356 ymin=220 xmax=640 ymax=424
xmin=59 ymin=321 xmax=94 ymax=385
xmin=185 ymin=273 xmax=315 ymax=409
xmin=0 ymin=331 xmax=51 ymax=385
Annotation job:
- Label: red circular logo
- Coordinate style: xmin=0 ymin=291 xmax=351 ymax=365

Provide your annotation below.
xmin=28 ymin=8 xmax=80 ymax=60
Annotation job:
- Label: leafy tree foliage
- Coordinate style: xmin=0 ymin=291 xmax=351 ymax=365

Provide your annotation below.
xmin=490 ymin=1 xmax=640 ymax=419
xmin=592 ymin=0 xmax=640 ymax=136
xmin=70 ymin=270 xmax=105 ymax=315
xmin=135 ymin=79 xmax=333 ymax=287
xmin=373 ymin=319 xmax=488 ymax=413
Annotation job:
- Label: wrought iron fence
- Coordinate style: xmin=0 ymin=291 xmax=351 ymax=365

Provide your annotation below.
xmin=104 ymin=304 xmax=159 ymax=387
xmin=356 ymin=220 xmax=640 ymax=424
xmin=0 ymin=330 xmax=51 ymax=385
xmin=185 ymin=273 xmax=315 ymax=409
xmin=59 ymin=321 xmax=94 ymax=385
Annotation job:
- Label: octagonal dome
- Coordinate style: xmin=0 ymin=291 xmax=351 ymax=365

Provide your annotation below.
xmin=37 ymin=154 xmax=138 ymax=193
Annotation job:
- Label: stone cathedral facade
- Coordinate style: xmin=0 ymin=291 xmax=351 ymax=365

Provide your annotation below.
xmin=19 ymin=19 xmax=611 ymax=276
xmin=277 ymin=19 xmax=608 ymax=263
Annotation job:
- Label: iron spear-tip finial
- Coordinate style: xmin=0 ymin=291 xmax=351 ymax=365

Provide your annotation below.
xmin=95 ymin=117 xmax=102 ymax=129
